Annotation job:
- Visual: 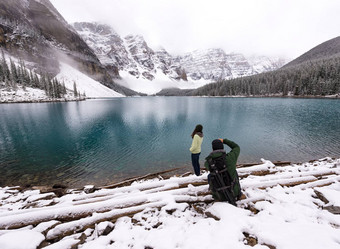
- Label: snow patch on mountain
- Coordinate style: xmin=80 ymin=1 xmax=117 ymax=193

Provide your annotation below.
xmin=55 ymin=63 xmax=124 ymax=98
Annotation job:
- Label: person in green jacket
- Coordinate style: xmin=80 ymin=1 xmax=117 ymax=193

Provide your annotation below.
xmin=189 ymin=124 xmax=204 ymax=176
xmin=204 ymin=138 xmax=242 ymax=202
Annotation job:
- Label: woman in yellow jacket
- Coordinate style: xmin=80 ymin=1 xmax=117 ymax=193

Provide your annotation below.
xmin=189 ymin=124 xmax=203 ymax=176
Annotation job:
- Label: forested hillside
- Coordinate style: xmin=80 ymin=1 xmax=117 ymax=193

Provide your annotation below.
xmin=190 ymin=55 xmax=340 ymax=97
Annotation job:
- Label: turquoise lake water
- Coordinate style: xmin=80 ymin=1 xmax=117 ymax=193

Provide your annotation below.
xmin=0 ymin=97 xmax=339 ymax=187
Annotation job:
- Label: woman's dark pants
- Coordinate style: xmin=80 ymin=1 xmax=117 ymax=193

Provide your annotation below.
xmin=191 ymin=153 xmax=201 ymax=176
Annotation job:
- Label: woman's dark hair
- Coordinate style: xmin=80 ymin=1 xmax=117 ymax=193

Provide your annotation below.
xmin=191 ymin=124 xmax=203 ymax=138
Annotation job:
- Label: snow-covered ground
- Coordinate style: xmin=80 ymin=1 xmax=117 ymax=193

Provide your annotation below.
xmin=0 ymin=158 xmax=339 ymax=249
xmin=0 ymin=85 xmax=81 ymax=103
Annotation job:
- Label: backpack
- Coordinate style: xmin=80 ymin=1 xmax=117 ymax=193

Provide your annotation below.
xmin=207 ymin=152 xmax=236 ymax=205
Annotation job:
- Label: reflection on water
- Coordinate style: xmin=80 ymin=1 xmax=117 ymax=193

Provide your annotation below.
xmin=0 ymin=97 xmax=339 ymax=187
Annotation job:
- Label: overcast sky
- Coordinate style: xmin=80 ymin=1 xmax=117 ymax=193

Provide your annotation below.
xmin=50 ymin=0 xmax=340 ymax=59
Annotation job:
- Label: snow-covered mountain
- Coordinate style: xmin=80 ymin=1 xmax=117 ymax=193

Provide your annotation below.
xmin=73 ymin=22 xmax=286 ymax=85
xmin=73 ymin=22 xmax=187 ymax=83
xmin=176 ymin=49 xmax=255 ymax=80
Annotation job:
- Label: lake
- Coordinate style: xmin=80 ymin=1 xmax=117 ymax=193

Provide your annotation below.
xmin=0 ymin=97 xmax=339 ymax=187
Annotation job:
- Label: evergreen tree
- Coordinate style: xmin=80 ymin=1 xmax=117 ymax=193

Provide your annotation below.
xmin=73 ymin=81 xmax=78 ymax=98
xmin=62 ymin=82 xmax=66 ymax=95
xmin=41 ymin=74 xmax=48 ymax=95
xmin=33 ymin=73 xmax=40 ymax=88
xmin=29 ymin=70 xmax=34 ymax=87
xmin=47 ymin=76 xmax=54 ymax=98
xmin=53 ymin=79 xmax=62 ymax=98
xmin=1 ymin=50 xmax=10 ymax=81
xmin=9 ymin=58 xmax=18 ymax=85
xmin=19 ymin=60 xmax=30 ymax=86
xmin=0 ymin=60 xmax=3 ymax=82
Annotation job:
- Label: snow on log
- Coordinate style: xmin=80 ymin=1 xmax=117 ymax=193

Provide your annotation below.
xmin=0 ymin=196 xmax=149 ymax=229
xmin=46 ymin=201 xmax=168 ymax=240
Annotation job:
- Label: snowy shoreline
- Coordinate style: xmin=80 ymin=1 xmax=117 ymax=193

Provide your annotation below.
xmin=1 ymin=94 xmax=339 ymax=104
xmin=0 ymin=85 xmax=86 ymax=104
xmin=0 ymin=157 xmax=339 ymax=249
xmin=0 ymin=97 xmax=86 ymax=104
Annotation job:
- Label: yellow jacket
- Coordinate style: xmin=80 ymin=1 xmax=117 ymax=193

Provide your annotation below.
xmin=189 ymin=134 xmax=203 ymax=154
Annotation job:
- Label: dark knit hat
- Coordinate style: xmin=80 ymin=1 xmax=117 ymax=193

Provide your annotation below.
xmin=212 ymin=139 xmax=224 ymax=150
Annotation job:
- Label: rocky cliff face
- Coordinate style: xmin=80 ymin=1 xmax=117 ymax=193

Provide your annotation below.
xmin=0 ymin=0 xmax=101 ymax=76
xmin=124 ymin=34 xmax=155 ymax=80
xmin=155 ymin=48 xmax=187 ymax=81
xmin=74 ymin=22 xmax=187 ymax=81
xmin=175 ymin=49 xmax=232 ymax=81
xmin=73 ymin=22 xmax=285 ymax=83
xmin=0 ymin=0 xmax=59 ymax=75
xmin=72 ymin=22 xmax=127 ymax=76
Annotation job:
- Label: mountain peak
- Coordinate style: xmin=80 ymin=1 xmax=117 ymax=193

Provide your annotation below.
xmin=74 ymin=22 xmax=118 ymax=36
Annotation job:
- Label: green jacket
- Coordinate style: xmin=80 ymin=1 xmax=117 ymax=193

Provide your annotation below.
xmin=204 ymin=138 xmax=241 ymax=199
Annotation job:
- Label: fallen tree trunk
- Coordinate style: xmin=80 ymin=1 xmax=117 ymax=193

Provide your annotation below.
xmin=46 ymin=194 xmax=215 ymax=241
xmin=101 ymin=167 xmax=185 ymax=189
xmin=46 ymin=201 xmax=168 ymax=240
xmin=0 ymin=197 xmax=149 ymax=229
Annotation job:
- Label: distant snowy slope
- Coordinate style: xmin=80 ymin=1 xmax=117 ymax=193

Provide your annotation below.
xmin=247 ymin=55 xmax=287 ymax=74
xmin=117 ymin=71 xmax=208 ymax=95
xmin=56 ymin=63 xmax=124 ymax=98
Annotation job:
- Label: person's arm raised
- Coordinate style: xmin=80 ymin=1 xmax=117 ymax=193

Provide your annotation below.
xmin=222 ymin=138 xmax=240 ymax=160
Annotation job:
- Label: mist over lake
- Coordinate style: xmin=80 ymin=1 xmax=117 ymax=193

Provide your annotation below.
xmin=0 ymin=97 xmax=339 ymax=187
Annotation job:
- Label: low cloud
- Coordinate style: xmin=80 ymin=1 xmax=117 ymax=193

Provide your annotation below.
xmin=50 ymin=0 xmax=340 ymax=59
